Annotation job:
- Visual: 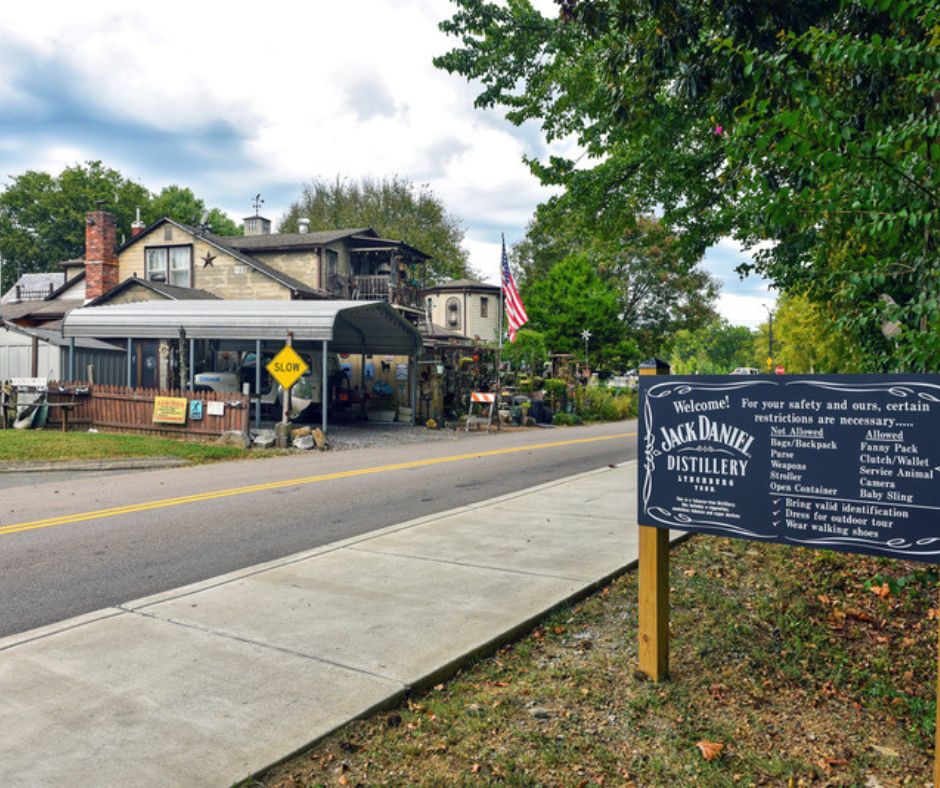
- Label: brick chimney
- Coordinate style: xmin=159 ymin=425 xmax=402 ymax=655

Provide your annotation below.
xmin=85 ymin=210 xmax=119 ymax=300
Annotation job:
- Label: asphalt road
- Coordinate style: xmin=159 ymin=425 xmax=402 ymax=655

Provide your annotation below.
xmin=0 ymin=421 xmax=637 ymax=638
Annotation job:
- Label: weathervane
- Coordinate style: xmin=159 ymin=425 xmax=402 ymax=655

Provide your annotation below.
xmin=581 ymin=329 xmax=592 ymax=367
xmin=252 ymin=193 xmax=265 ymax=216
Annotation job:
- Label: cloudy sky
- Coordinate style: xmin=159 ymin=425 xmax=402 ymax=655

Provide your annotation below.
xmin=0 ymin=0 xmax=774 ymax=327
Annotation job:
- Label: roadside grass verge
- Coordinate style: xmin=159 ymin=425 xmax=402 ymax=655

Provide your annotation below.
xmin=0 ymin=430 xmax=279 ymax=464
xmin=256 ymin=536 xmax=935 ymax=786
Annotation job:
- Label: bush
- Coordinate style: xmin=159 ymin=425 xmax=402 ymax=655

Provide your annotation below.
xmin=553 ymin=412 xmax=583 ymax=426
xmin=543 ymin=378 xmax=567 ymax=400
xmin=577 ymin=387 xmax=637 ymax=421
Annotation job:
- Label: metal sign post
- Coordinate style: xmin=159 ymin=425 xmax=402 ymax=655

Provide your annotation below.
xmin=266 ymin=335 xmax=309 ymax=446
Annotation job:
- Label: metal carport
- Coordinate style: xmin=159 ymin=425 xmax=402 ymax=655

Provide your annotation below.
xmin=62 ymin=300 xmax=423 ymax=433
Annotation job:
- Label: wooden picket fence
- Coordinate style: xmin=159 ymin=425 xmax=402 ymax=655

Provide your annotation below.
xmin=46 ymin=382 xmax=250 ymax=439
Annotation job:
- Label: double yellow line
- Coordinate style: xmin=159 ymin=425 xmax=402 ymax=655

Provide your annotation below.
xmin=0 ymin=432 xmax=634 ymax=537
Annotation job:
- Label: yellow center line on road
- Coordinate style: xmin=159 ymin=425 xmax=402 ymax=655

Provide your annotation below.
xmin=0 ymin=431 xmax=636 ymax=537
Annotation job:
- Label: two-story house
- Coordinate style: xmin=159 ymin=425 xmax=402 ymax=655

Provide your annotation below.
xmin=85 ymin=211 xmax=430 ymax=314
xmin=79 ymin=210 xmax=436 ymax=405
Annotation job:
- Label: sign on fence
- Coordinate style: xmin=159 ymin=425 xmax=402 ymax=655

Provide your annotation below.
xmin=639 ymin=375 xmax=940 ymax=564
xmin=152 ymin=396 xmax=188 ymax=425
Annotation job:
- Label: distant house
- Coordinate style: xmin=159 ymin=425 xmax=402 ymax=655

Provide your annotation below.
xmin=0 ymin=265 xmax=84 ymax=328
xmin=422 ymin=279 xmax=500 ymax=343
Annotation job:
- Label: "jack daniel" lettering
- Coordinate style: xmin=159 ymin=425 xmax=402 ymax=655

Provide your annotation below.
xmin=659 ymin=415 xmax=755 ymax=457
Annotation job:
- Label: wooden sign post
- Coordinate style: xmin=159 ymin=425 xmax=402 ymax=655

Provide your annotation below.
xmin=637 ymin=358 xmax=671 ymax=681
xmin=637 ymin=372 xmax=940 ymax=776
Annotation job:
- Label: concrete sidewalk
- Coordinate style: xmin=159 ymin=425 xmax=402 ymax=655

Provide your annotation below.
xmin=0 ymin=461 xmax=646 ymax=787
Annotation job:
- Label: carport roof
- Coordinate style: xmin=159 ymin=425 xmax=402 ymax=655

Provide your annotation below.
xmin=62 ymin=300 xmax=422 ymax=355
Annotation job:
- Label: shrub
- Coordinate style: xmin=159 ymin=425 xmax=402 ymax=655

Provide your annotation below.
xmin=576 ymin=387 xmax=637 ymax=421
xmin=553 ymin=412 xmax=583 ymax=426
xmin=543 ymin=378 xmax=567 ymax=400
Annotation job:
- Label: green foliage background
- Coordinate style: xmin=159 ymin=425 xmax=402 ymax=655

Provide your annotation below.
xmin=0 ymin=162 xmax=241 ymax=292
xmin=279 ymin=176 xmax=476 ymax=285
xmin=436 ymin=0 xmax=940 ymax=371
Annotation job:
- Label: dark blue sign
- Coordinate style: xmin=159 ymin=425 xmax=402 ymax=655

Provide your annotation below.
xmin=638 ymin=375 xmax=940 ymax=563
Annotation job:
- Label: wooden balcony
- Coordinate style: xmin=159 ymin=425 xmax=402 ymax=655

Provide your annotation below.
xmin=326 ymin=274 xmax=419 ymax=308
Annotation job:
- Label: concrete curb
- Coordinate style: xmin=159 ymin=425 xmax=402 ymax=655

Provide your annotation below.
xmin=0 ymin=456 xmax=190 ymax=473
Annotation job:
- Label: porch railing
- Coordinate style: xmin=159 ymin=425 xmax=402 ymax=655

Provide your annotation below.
xmin=350 ymin=275 xmax=419 ymax=308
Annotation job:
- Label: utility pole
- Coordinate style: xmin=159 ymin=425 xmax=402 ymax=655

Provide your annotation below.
xmin=762 ymin=304 xmax=774 ymax=370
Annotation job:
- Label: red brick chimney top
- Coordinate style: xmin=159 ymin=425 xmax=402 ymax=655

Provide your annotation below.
xmin=85 ymin=210 xmax=119 ymax=300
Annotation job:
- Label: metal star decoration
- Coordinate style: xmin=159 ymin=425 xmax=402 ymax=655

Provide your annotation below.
xmin=201 ymin=251 xmax=217 ymax=268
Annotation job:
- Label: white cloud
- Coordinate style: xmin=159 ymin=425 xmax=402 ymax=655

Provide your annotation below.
xmin=0 ymin=0 xmax=777 ymax=320
xmin=717 ymin=292 xmax=777 ymax=329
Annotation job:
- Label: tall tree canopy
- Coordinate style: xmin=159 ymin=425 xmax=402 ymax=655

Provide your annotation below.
xmin=436 ymin=0 xmax=940 ymax=370
xmin=279 ymin=176 xmax=475 ymax=284
xmin=758 ymin=293 xmax=867 ymax=373
xmin=514 ymin=198 xmax=718 ymax=358
xmin=522 ymin=252 xmax=638 ymax=368
xmin=0 ymin=161 xmax=240 ymax=290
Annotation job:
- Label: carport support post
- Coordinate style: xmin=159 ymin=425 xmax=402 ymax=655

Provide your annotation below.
xmin=410 ymin=352 xmax=417 ymax=425
xmin=255 ymin=339 xmax=261 ymax=429
xmin=178 ymin=329 xmax=188 ymax=392
xmin=126 ymin=338 xmax=133 ymax=388
xmin=68 ymin=337 xmax=75 ymax=381
xmin=321 ymin=339 xmax=328 ymax=435
xmin=637 ymin=358 xmax=671 ymax=682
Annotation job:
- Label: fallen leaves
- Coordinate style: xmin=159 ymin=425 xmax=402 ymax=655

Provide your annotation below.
xmin=870 ymin=582 xmax=891 ymax=599
xmin=696 ymin=740 xmax=724 ymax=761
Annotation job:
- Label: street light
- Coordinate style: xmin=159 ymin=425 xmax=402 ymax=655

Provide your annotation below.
xmin=762 ymin=304 xmax=774 ymax=371
xmin=581 ymin=329 xmax=592 ymax=369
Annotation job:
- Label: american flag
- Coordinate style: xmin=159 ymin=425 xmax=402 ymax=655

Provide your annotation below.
xmin=500 ymin=237 xmax=528 ymax=342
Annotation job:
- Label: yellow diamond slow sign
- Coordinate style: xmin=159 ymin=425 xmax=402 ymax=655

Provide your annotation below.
xmin=266 ymin=344 xmax=309 ymax=390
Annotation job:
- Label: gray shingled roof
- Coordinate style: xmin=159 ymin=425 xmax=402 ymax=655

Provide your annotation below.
xmin=1 ymin=273 xmax=66 ymax=303
xmin=86 ymin=277 xmax=222 ymax=306
xmin=423 ymin=279 xmax=499 ymax=293
xmin=220 ymin=228 xmax=374 ymax=250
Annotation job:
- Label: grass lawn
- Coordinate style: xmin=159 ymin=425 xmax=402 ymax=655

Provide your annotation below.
xmin=256 ymin=536 xmax=936 ymax=786
xmin=0 ymin=430 xmax=279 ymax=464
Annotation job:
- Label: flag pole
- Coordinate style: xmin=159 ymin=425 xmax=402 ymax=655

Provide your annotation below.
xmin=496 ymin=234 xmax=504 ymax=431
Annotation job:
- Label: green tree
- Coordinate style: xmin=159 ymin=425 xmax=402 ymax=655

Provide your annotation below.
xmin=146 ymin=186 xmax=242 ymax=236
xmin=514 ymin=201 xmax=718 ymax=357
xmin=435 ymin=0 xmax=940 ymax=370
xmin=668 ymin=319 xmax=758 ymax=374
xmin=760 ymin=294 xmax=866 ymax=373
xmin=0 ymin=162 xmax=240 ymax=292
xmin=280 ymin=176 xmax=475 ymax=284
xmin=501 ymin=327 xmax=549 ymax=374
xmin=522 ymin=252 xmax=637 ymax=368
xmin=0 ymin=162 xmax=149 ymax=287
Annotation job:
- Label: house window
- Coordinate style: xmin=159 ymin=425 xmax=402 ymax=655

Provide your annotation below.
xmin=446 ymin=296 xmax=461 ymax=329
xmin=164 ymin=226 xmax=173 ymax=241
xmin=426 ymin=297 xmax=433 ymax=314
xmin=480 ymin=297 xmax=489 ymax=318
xmin=326 ymin=249 xmax=338 ymax=277
xmin=145 ymin=246 xmax=192 ymax=287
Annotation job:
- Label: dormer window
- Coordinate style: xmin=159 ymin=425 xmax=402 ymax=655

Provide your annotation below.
xmin=145 ymin=246 xmax=192 ymax=287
